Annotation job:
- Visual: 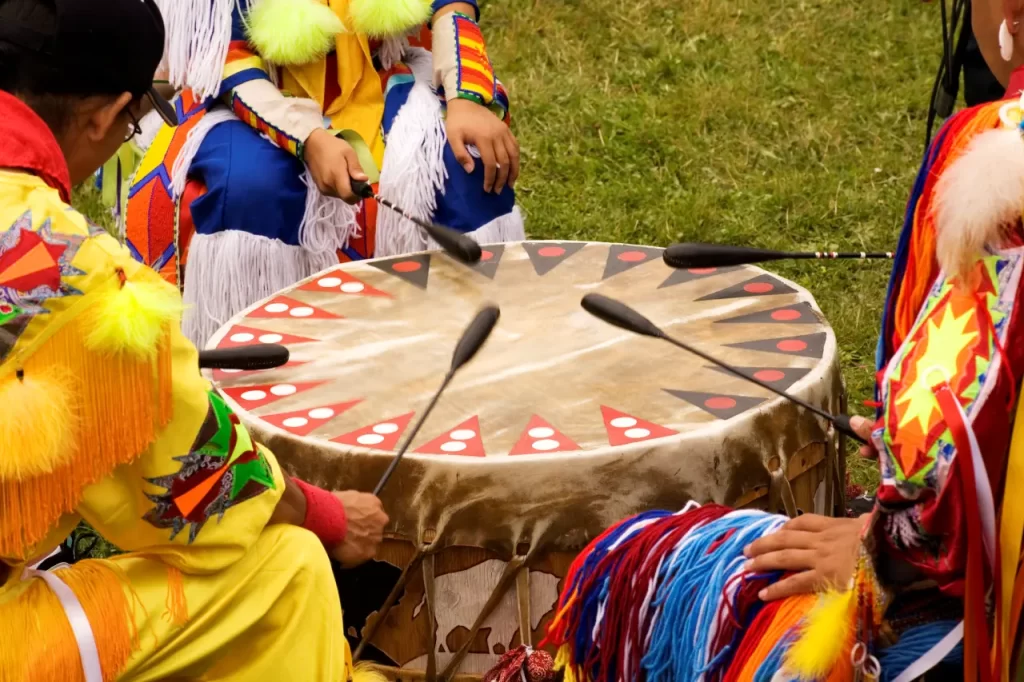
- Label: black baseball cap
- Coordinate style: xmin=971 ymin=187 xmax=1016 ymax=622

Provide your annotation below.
xmin=0 ymin=0 xmax=177 ymax=126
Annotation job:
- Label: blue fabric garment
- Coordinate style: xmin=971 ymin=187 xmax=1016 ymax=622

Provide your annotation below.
xmin=188 ymin=117 xmax=308 ymax=246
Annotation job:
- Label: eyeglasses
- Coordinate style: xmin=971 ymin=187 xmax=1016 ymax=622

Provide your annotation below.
xmin=125 ymin=108 xmax=143 ymax=143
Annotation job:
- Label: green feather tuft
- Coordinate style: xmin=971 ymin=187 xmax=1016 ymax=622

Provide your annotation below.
xmin=247 ymin=0 xmax=345 ymax=66
xmin=348 ymin=0 xmax=433 ymax=38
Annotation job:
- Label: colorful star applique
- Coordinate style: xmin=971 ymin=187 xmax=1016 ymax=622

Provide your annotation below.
xmin=144 ymin=392 xmax=276 ymax=543
xmin=0 ymin=212 xmax=87 ymax=360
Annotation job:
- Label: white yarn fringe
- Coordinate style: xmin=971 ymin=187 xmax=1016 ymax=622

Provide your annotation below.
xmin=153 ymin=0 xmax=235 ymax=102
xmin=299 ymin=169 xmax=361 ymax=252
xmin=170 ymin=109 xmax=237 ymax=198
xmin=376 ymin=48 xmax=447 ymax=258
xmin=182 ymin=231 xmax=338 ymax=347
xmin=421 ymin=206 xmax=525 ymax=253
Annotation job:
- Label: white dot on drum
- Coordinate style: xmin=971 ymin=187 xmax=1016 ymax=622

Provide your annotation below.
xmin=283 ymin=417 xmax=308 ymax=428
xmin=259 ymin=334 xmax=283 ymax=343
xmin=528 ymin=427 xmax=555 ymax=439
xmin=358 ymin=434 xmax=386 ymax=446
xmin=624 ymin=428 xmax=651 ymax=439
xmin=270 ymin=384 xmax=296 ymax=396
xmin=441 ymin=441 xmax=467 ymax=452
xmin=230 ymin=332 xmax=254 ymax=343
xmin=373 ymin=423 xmax=399 ymax=434
xmin=341 ymin=282 xmax=365 ymax=293
xmin=308 ymin=408 xmax=335 ymax=420
xmin=532 ymin=439 xmax=559 ymax=451
xmin=240 ymin=390 xmax=266 ymax=401
xmin=264 ymin=303 xmax=289 ymax=313
xmin=610 ymin=417 xmax=637 ymax=428
xmin=290 ymin=307 xmax=314 ymax=318
xmin=449 ymin=429 xmax=476 ymax=441
xmin=318 ymin=277 xmax=341 ymax=288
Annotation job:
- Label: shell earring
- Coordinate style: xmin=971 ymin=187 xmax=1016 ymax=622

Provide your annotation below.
xmin=1001 ymin=19 xmax=1016 ymax=61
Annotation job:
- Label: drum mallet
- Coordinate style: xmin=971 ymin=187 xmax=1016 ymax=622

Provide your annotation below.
xmin=198 ymin=344 xmax=290 ymax=371
xmin=663 ymin=243 xmax=894 ymax=269
xmin=580 ymin=293 xmax=867 ymax=444
xmin=372 ymin=304 xmax=501 ymax=496
xmin=351 ymin=179 xmax=483 ymax=265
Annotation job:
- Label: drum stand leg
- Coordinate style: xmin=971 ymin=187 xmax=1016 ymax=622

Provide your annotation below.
xmin=438 ymin=555 xmax=528 ymax=681
xmin=353 ymin=549 xmax=427 ymax=663
xmin=767 ymin=467 xmax=798 ymax=518
xmin=424 ymin=554 xmax=438 ymax=681
xmin=515 ymin=568 xmax=531 ymax=649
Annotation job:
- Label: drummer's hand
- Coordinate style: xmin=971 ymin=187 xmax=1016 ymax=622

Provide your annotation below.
xmin=330 ymin=491 xmax=389 ymax=568
xmin=446 ymin=98 xmax=519 ymax=194
xmin=849 ymin=415 xmax=878 ymax=459
xmin=304 ymin=129 xmax=367 ymax=204
xmin=743 ymin=513 xmax=867 ymax=601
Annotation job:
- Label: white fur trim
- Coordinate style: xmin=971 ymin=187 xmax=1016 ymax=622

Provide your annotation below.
xmin=153 ymin=0 xmax=235 ymax=101
xmin=182 ymin=231 xmax=339 ymax=347
xmin=170 ymin=109 xmax=237 ymax=199
xmin=934 ymin=127 xmax=1024 ymax=279
xmin=299 ymin=169 xmax=361 ymax=252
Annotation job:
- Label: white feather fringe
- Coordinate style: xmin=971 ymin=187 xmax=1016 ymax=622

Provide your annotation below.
xmin=153 ymin=0 xmax=235 ymax=102
xmin=182 ymin=231 xmax=339 ymax=347
xmin=935 ymin=127 xmax=1024 ymax=280
xmin=299 ymin=169 xmax=361 ymax=252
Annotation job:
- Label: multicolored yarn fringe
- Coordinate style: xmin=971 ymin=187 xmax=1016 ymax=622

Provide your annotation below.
xmin=539 ymin=505 xmax=932 ymax=682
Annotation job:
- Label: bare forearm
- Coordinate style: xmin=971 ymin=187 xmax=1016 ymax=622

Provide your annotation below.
xmin=268 ymin=475 xmax=308 ymax=526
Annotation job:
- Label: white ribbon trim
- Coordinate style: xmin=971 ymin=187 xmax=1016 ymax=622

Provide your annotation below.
xmin=890 ymin=620 xmax=964 ymax=682
xmin=23 ymin=568 xmax=103 ymax=682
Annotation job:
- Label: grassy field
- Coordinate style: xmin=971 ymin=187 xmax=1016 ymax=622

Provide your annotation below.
xmin=76 ymin=0 xmax=942 ymax=491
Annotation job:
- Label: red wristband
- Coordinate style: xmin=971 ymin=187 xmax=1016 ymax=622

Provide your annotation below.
xmin=293 ymin=479 xmax=347 ymax=548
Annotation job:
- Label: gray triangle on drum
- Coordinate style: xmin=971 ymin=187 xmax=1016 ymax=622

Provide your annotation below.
xmin=471 ymin=244 xmax=505 ymax=279
xmin=696 ymin=273 xmax=796 ymax=301
xmin=522 ymin=242 xmax=586 ymax=276
xmin=663 ymin=389 xmax=766 ymax=420
xmin=705 ymin=365 xmax=810 ymax=391
xmin=658 ymin=265 xmax=738 ymax=289
xmin=370 ymin=253 xmax=431 ymax=289
xmin=601 ymin=245 xmax=664 ymax=280
xmin=715 ymin=302 xmax=819 ymax=325
xmin=726 ymin=332 xmax=827 ymax=359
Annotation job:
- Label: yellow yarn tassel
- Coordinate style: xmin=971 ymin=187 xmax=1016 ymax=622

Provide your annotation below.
xmin=84 ymin=268 xmax=183 ymax=359
xmin=784 ymin=588 xmax=856 ymax=680
xmin=246 ymin=0 xmax=345 ymax=65
xmin=0 ymin=368 xmax=76 ymax=479
xmin=350 ymin=662 xmax=388 ymax=682
xmin=348 ymin=0 xmax=432 ymax=37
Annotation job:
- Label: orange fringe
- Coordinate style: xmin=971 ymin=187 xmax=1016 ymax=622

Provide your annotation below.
xmin=733 ymin=594 xmax=818 ymax=681
xmin=164 ymin=566 xmax=189 ymax=626
xmin=0 ymin=312 xmax=174 ymax=558
xmin=0 ymin=561 xmax=139 ymax=682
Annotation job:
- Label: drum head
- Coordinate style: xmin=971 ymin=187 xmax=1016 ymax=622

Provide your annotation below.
xmin=208 ymin=241 xmax=835 ymax=459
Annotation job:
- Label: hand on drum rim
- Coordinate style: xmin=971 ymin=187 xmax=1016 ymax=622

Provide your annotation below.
xmin=330 ymin=490 xmax=389 ymax=568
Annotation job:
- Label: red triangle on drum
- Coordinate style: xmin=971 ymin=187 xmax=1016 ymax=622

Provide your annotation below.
xmin=705 ymin=365 xmax=810 ymax=391
xmin=217 ymin=325 xmax=319 ymax=348
xmin=715 ymin=302 xmax=819 ymax=325
xmin=211 ymin=360 xmax=308 ymax=382
xmin=658 ymin=266 xmax=738 ymax=289
xmin=262 ymin=400 xmax=362 ymax=437
xmin=509 ymin=415 xmax=580 ymax=455
xmin=663 ymin=389 xmax=766 ymax=420
xmin=331 ymin=412 xmax=415 ymax=450
xmin=522 ymin=242 xmax=586 ymax=276
xmin=696 ymin=274 xmax=796 ymax=301
xmin=600 ymin=406 xmax=678 ymax=446
xmin=470 ymin=245 xmax=505 ymax=280
xmin=221 ymin=380 xmax=326 ymax=410
xmin=414 ymin=416 xmax=485 ymax=456
xmin=248 ymin=295 xmax=341 ymax=320
xmin=601 ymin=245 xmax=663 ymax=280
xmin=299 ymin=268 xmax=392 ymax=298
xmin=726 ymin=332 xmax=827 ymax=359
xmin=370 ymin=254 xmax=431 ymax=290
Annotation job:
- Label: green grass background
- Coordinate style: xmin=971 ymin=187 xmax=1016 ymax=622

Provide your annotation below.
xmin=76 ymin=0 xmax=943 ymax=499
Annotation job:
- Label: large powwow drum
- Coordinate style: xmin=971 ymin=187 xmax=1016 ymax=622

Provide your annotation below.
xmin=206 ymin=241 xmax=845 ymax=679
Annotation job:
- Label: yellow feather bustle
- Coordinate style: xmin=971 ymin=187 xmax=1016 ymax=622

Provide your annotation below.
xmin=348 ymin=0 xmax=433 ymax=38
xmin=0 ymin=368 xmax=76 ymax=480
xmin=350 ymin=662 xmax=389 ymax=682
xmin=246 ymin=0 xmax=345 ymax=65
xmin=84 ymin=270 xmax=183 ymax=358
xmin=783 ymin=588 xmax=856 ymax=679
